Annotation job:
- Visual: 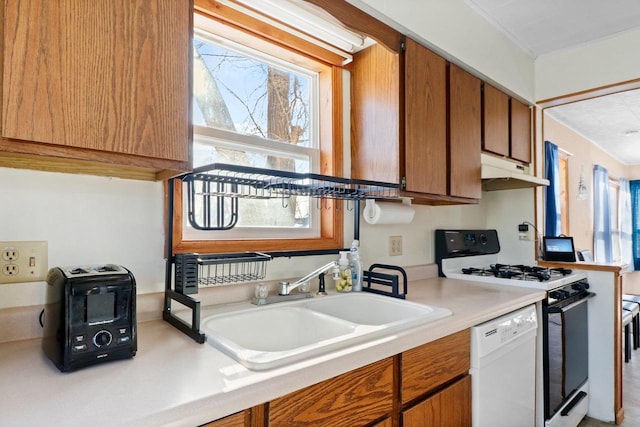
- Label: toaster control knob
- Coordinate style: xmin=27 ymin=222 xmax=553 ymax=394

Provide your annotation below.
xmin=93 ymin=330 xmax=113 ymax=348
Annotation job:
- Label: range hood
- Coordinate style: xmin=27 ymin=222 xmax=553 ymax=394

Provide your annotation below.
xmin=481 ymin=153 xmax=549 ymax=191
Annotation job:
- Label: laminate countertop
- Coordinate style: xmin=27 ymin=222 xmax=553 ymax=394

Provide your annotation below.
xmin=0 ymin=277 xmax=545 ymax=427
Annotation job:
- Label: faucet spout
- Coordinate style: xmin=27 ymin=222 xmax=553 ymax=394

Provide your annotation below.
xmin=279 ymin=261 xmax=340 ymax=295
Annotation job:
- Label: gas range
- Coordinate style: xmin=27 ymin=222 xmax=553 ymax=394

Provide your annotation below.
xmin=436 ymin=229 xmax=593 ymax=426
xmin=435 ymin=229 xmax=587 ymax=292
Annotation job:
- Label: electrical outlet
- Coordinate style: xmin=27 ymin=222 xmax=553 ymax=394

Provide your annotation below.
xmin=518 ymin=224 xmax=531 ymax=241
xmin=0 ymin=241 xmax=48 ymax=284
xmin=389 ymin=236 xmax=403 ymax=256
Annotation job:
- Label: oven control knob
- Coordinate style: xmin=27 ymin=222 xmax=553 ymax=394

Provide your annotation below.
xmin=549 ymin=291 xmax=562 ymax=300
xmin=93 ymin=330 xmax=113 ymax=348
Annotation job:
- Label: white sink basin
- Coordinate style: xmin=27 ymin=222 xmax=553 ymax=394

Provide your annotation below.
xmin=303 ymin=292 xmax=441 ymax=326
xmin=202 ymin=293 xmax=451 ymax=370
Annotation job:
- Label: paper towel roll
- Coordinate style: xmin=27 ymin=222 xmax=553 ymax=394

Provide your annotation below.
xmin=363 ymin=199 xmax=415 ymax=225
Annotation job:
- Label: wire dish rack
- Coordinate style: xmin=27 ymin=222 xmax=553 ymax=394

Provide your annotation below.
xmin=183 ymin=163 xmax=400 ymax=230
xmin=174 ymin=252 xmax=271 ymax=294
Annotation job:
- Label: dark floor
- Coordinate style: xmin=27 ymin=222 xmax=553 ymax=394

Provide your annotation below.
xmin=578 ymin=350 xmax=640 ymax=426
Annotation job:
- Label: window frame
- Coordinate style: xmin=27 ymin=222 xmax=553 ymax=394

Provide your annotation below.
xmin=171 ymin=1 xmax=345 ymax=255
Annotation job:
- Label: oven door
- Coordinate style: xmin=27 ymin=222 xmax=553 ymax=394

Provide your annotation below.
xmin=544 ymin=294 xmax=593 ymax=420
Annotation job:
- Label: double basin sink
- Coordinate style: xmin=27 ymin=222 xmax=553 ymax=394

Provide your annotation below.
xmin=201 ymin=292 xmax=452 ymax=370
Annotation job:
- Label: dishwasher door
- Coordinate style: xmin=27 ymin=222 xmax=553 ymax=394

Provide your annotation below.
xmin=470 ymin=304 xmax=538 ymax=427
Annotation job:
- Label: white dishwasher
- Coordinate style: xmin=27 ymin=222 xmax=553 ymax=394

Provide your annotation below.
xmin=471 ymin=304 xmax=538 ymax=427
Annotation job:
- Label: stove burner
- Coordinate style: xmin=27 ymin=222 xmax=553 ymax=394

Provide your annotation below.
xmin=461 ymin=264 xmax=571 ymax=282
xmin=462 ymin=268 xmax=494 ymax=277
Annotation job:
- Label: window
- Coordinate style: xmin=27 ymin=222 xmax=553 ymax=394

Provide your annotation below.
xmin=171 ymin=3 xmax=345 ymax=254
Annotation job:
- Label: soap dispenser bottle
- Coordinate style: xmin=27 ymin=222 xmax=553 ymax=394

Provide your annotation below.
xmin=349 ymin=240 xmax=363 ymax=292
xmin=335 ymin=251 xmax=352 ymax=292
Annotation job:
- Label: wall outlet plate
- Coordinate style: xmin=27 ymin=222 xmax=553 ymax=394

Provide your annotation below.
xmin=389 ymin=235 xmax=403 ymax=256
xmin=0 ymin=241 xmax=48 ymax=284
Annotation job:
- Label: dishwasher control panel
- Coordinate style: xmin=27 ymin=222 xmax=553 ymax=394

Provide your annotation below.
xmin=471 ymin=304 xmax=538 ymax=359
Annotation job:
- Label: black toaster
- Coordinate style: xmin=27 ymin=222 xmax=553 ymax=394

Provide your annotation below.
xmin=42 ymin=264 xmax=137 ymax=372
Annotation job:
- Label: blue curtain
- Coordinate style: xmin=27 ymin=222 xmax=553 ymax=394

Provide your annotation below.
xmin=545 ymin=141 xmax=561 ymax=236
xmin=620 ymin=179 xmax=634 ymax=271
xmin=593 ymin=165 xmax=612 ymax=263
xmin=630 ymin=180 xmax=640 ymax=270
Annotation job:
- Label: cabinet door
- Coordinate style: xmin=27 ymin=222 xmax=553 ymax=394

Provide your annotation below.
xmin=402 ymin=375 xmax=471 ymax=427
xmin=203 ymin=411 xmax=246 ymax=427
xmin=3 ymin=0 xmax=191 ymax=163
xmin=351 ymin=44 xmax=401 ymax=184
xmin=510 ymin=98 xmax=532 ymax=163
xmin=268 ymin=357 xmax=394 ymax=426
xmin=449 ymin=65 xmax=481 ymax=199
xmin=402 ymin=329 xmax=470 ymax=404
xmin=482 ymin=84 xmax=509 ymax=157
xmin=404 ymin=38 xmax=447 ymax=195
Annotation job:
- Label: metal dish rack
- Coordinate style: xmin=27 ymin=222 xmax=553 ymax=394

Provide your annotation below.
xmin=184 ymin=163 xmax=399 ymax=230
xmin=163 ymin=163 xmax=400 ymax=343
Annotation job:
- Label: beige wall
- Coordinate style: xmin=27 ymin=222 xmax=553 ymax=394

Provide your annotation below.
xmin=543 ymin=114 xmax=629 ymax=252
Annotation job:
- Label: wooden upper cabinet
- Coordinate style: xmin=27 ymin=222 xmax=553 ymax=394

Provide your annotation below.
xmin=482 ymin=83 xmax=509 ymax=157
xmin=510 ymin=98 xmax=532 ymax=163
xmin=449 ymin=65 xmax=481 ymax=199
xmin=404 ymin=38 xmax=447 ymax=195
xmin=2 ymin=0 xmax=192 ymax=178
xmin=351 ymin=43 xmax=401 ymax=184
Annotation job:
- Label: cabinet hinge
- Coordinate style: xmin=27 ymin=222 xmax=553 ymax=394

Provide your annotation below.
xmin=401 ymin=176 xmax=407 ymax=189
xmin=400 ymin=40 xmax=406 ymax=52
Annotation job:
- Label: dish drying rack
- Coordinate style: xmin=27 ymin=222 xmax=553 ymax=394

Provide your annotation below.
xmin=184 ymin=163 xmax=400 ymax=230
xmin=163 ymin=163 xmax=400 ymax=343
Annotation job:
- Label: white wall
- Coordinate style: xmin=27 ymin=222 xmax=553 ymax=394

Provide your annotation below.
xmin=485 ymin=188 xmax=538 ymax=265
xmin=535 ymin=28 xmax=640 ymax=101
xmin=0 ymin=167 xmax=166 ymax=308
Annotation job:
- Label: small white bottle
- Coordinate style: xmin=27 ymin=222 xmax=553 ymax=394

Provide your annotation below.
xmin=350 ymin=240 xmax=363 ymax=292
xmin=335 ymin=251 xmax=352 ymax=292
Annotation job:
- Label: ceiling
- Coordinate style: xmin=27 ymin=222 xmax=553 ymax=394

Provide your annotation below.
xmin=464 ymin=0 xmax=640 ymax=165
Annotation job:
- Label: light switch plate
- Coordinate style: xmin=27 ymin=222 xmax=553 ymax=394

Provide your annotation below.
xmin=0 ymin=241 xmax=48 ymax=284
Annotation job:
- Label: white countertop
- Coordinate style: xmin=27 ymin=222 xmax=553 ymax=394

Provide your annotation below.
xmin=0 ymin=277 xmax=544 ymax=427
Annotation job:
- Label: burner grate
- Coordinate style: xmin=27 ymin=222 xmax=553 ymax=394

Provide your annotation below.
xmin=461 ymin=264 xmax=573 ymax=282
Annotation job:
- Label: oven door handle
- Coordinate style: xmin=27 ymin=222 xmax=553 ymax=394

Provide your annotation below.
xmin=547 ymin=292 xmax=596 ymax=313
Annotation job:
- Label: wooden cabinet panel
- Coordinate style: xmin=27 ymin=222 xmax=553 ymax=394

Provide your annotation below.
xmin=203 ymin=411 xmax=246 ymax=427
xmin=510 ymin=98 xmax=532 ymax=163
xmin=351 ymin=43 xmax=401 ymax=184
xmin=401 ymin=329 xmax=470 ymax=404
xmin=402 ymin=375 xmax=471 ymax=427
xmin=269 ymin=357 xmax=394 ymax=427
xmin=404 ymin=39 xmax=447 ymax=195
xmin=3 ymin=0 xmax=191 ymax=164
xmin=449 ymin=65 xmax=481 ymax=199
xmin=482 ymin=83 xmax=509 ymax=157
xmin=371 ymin=417 xmax=393 ymax=427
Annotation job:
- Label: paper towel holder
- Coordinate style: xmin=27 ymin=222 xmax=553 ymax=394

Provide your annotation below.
xmin=363 ymin=197 xmax=415 ymax=225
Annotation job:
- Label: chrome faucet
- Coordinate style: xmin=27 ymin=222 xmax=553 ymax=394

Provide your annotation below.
xmin=279 ymin=261 xmax=341 ymax=296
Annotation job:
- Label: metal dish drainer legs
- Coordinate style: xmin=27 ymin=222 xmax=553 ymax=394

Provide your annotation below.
xmin=163 ymin=163 xmax=401 ymax=343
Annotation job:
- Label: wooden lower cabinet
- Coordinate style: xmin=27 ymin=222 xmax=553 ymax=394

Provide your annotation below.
xmin=206 ymin=330 xmax=471 ymax=427
xmin=402 ymin=375 xmax=471 ymax=426
xmin=268 ymin=357 xmax=394 ymax=426
xmin=203 ymin=410 xmax=246 ymax=427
